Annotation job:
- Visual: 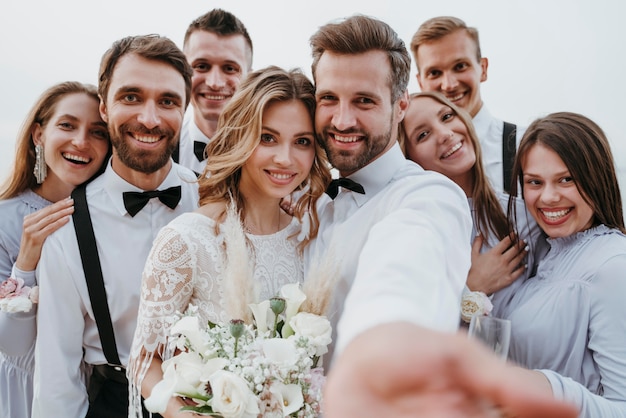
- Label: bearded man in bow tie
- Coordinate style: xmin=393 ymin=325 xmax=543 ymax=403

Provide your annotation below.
xmin=305 ymin=15 xmax=472 ymax=366
xmin=32 ymin=34 xmax=198 ymax=418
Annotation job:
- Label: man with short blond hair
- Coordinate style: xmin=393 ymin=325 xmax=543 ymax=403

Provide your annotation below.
xmin=411 ymin=16 xmax=524 ymax=193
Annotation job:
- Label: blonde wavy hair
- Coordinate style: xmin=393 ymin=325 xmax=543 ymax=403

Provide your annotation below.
xmin=198 ymin=65 xmax=331 ymax=250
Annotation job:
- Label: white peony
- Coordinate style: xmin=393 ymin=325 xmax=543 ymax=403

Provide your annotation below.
xmin=209 ymin=370 xmax=260 ymax=418
xmin=289 ymin=312 xmax=332 ymax=356
xmin=460 ymin=290 xmax=493 ymax=323
xmin=0 ymin=296 xmax=33 ymax=313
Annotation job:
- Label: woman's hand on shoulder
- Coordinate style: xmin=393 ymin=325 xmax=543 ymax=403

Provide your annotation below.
xmin=15 ymin=197 xmax=74 ymax=271
xmin=467 ymin=234 xmax=527 ymax=295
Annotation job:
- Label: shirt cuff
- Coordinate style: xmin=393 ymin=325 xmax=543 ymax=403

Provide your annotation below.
xmin=11 ymin=266 xmax=37 ymax=287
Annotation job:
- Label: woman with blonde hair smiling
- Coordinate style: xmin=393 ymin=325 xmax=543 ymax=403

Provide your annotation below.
xmin=128 ymin=66 xmax=331 ymax=417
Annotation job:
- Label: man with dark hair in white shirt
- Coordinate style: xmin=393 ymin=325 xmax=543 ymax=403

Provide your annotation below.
xmin=307 ymin=14 xmax=472 ymax=366
xmin=32 ymin=34 xmax=199 ymax=418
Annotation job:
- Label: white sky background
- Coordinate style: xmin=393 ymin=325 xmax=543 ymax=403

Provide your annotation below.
xmin=1 ymin=0 xmax=625 ymax=208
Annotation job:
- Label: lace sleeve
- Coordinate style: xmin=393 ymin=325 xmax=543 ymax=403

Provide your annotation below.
xmin=128 ymin=222 xmax=197 ymax=416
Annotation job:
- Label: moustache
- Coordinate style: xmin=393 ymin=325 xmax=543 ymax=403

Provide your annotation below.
xmin=117 ymin=123 xmax=172 ymax=137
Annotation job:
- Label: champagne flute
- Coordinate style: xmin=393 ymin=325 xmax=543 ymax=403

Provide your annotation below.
xmin=468 ymin=315 xmax=511 ymax=361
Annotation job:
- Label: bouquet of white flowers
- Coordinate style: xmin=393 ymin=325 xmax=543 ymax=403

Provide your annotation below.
xmin=144 ymin=283 xmax=332 ymax=418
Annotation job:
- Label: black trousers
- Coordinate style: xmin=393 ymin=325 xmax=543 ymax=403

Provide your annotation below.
xmin=86 ymin=364 xmax=160 ymax=418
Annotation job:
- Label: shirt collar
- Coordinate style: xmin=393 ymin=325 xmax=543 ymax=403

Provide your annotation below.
xmin=189 ymin=116 xmax=211 ymax=144
xmin=344 ymin=142 xmax=406 ymax=207
xmin=103 ymin=158 xmax=184 ymax=216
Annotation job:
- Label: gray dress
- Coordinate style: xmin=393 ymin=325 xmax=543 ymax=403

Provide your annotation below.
xmin=0 ymin=189 xmax=51 ymax=418
xmin=500 ymin=225 xmax=626 ymax=417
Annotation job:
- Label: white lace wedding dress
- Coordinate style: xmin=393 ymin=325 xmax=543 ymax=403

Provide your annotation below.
xmin=128 ymin=210 xmax=305 ymax=416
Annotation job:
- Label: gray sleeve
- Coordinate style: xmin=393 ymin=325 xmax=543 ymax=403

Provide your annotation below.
xmin=539 ymin=254 xmax=626 ymax=418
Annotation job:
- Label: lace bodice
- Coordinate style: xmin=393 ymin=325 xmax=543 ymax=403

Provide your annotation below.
xmin=128 ymin=211 xmax=305 ymax=416
xmin=132 ymin=211 xmax=304 ymax=353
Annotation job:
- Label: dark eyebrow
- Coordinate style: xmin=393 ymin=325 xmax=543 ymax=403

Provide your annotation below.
xmin=161 ymin=91 xmax=184 ymax=103
xmin=116 ymin=86 xmax=142 ymax=95
xmin=115 ymin=86 xmax=183 ymax=104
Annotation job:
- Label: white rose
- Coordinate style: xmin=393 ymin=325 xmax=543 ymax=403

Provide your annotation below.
xmin=0 ymin=296 xmax=33 ymax=313
xmin=289 ymin=312 xmax=332 ymax=356
xmin=460 ymin=290 xmax=493 ymax=323
xmin=209 ymin=370 xmax=260 ymax=418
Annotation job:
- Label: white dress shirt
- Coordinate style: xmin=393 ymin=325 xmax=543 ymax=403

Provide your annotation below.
xmin=473 ymin=105 xmax=526 ymax=193
xmin=32 ymin=160 xmax=198 ymax=418
xmin=178 ymin=109 xmax=211 ymax=175
xmin=306 ymin=143 xmax=473 ymax=363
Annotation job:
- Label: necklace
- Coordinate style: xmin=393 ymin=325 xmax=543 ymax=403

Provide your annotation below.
xmin=244 ymin=205 xmax=282 ymax=235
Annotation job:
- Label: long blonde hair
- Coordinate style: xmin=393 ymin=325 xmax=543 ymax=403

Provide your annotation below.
xmin=198 ymin=66 xmax=331 ymax=249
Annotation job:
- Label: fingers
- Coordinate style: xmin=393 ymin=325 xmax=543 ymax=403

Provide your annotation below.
xmin=15 ymin=198 xmax=74 ymax=271
xmin=23 ymin=198 xmax=74 ymax=233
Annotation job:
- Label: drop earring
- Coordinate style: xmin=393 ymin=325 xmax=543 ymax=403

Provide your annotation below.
xmin=33 ymin=143 xmax=47 ymax=184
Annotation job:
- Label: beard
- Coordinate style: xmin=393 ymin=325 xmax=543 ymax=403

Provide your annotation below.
xmin=109 ymin=122 xmax=178 ymax=174
xmin=318 ymin=126 xmax=393 ymax=174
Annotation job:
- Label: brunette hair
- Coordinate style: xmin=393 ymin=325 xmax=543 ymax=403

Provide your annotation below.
xmin=410 ymin=16 xmax=481 ymax=73
xmin=401 ymin=91 xmax=509 ymax=240
xmin=508 ymin=112 xmax=625 ymax=234
xmin=198 ymin=66 xmax=331 ymax=249
xmin=98 ymin=34 xmax=192 ymax=108
xmin=310 ymin=14 xmax=410 ymax=103
xmin=183 ymin=8 xmax=253 ymax=69
xmin=0 ymin=82 xmax=104 ymax=199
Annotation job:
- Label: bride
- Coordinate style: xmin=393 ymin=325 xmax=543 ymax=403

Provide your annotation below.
xmin=127 ymin=66 xmax=330 ymax=417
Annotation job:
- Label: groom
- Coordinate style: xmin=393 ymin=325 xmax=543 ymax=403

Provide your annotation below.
xmin=306 ymin=14 xmax=472 ymax=363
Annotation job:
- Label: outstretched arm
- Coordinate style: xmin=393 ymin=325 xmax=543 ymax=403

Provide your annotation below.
xmin=324 ymin=322 xmax=577 ymax=418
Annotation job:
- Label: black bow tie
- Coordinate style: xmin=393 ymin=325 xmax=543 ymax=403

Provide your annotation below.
xmin=122 ymin=186 xmax=182 ymax=217
xmin=326 ymin=178 xmax=365 ymax=199
xmin=194 ymin=141 xmax=207 ymax=162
